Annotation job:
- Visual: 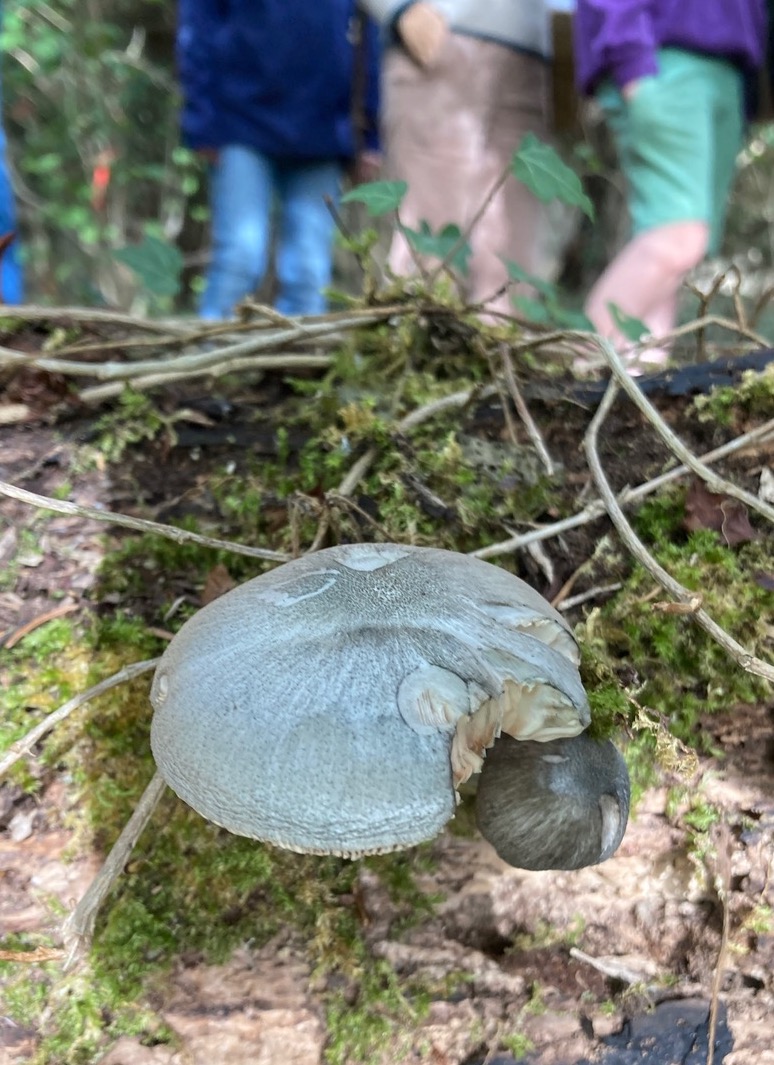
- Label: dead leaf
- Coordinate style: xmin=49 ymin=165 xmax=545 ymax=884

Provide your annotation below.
xmin=753 ymin=571 xmax=774 ymax=591
xmin=683 ymin=479 xmax=758 ymax=546
xmin=0 ymin=947 xmax=65 ymax=963
xmin=201 ymin=563 xmax=236 ymax=605
xmin=653 ymin=596 xmax=703 ymax=614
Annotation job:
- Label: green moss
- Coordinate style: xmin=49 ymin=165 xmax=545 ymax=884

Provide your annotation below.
xmin=693 ymin=364 xmax=774 ymax=426
xmin=91 ymin=388 xmax=167 ymax=464
xmin=501 ymin=1031 xmax=535 ymax=1058
xmin=324 ymin=958 xmax=430 ymax=1065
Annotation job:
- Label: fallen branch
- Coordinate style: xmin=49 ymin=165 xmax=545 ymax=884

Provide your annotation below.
xmin=0 ymin=313 xmax=381 ymax=381
xmin=0 ymin=305 xmax=193 ymax=335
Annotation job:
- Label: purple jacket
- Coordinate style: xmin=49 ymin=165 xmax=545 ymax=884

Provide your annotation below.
xmin=574 ymin=0 xmax=768 ymax=93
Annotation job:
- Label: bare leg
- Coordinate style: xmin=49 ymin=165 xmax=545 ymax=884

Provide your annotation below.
xmin=584 ymin=220 xmax=710 ymax=359
xmin=63 ymin=770 xmax=167 ymax=970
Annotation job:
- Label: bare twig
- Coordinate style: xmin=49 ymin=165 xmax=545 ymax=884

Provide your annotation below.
xmin=0 ymin=313 xmax=383 ymax=381
xmin=474 ymin=417 xmax=774 ymax=560
xmin=500 ymin=344 xmax=555 ymax=474
xmin=0 ymin=305 xmax=192 ymax=335
xmin=0 ymin=658 xmax=161 ymax=780
xmin=587 ymin=333 xmax=774 ymax=525
xmin=63 ymin=770 xmax=167 ymax=969
xmin=2 ymin=601 xmax=81 ymax=649
xmin=583 ymin=381 xmax=774 ymax=683
xmin=0 ymin=947 xmax=65 ymax=963
xmin=556 ymin=583 xmax=623 ymax=612
xmin=0 ymin=481 xmax=291 ymax=563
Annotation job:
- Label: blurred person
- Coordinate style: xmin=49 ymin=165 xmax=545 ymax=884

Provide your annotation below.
xmin=574 ymin=0 xmax=768 ymax=371
xmin=177 ymin=0 xmax=380 ymax=319
xmin=360 ymin=0 xmax=555 ymax=314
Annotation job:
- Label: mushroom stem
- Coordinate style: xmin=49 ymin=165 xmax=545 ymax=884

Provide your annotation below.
xmin=63 ymin=769 xmax=167 ymax=970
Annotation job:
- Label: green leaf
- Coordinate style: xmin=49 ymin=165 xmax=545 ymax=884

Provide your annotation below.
xmin=399 ymin=221 xmax=471 ymax=276
xmin=113 ymin=234 xmax=183 ymax=299
xmin=504 ymin=259 xmax=556 ymax=299
xmin=607 ymin=302 xmax=651 ymax=342
xmin=512 ymin=295 xmax=552 ymax=324
xmin=511 ymin=133 xmax=595 ymax=220
xmin=545 ymin=300 xmax=594 ymax=331
xmin=341 ymin=180 xmax=408 ymax=216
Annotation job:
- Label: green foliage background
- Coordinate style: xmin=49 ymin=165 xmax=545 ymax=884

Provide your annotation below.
xmin=2 ymin=0 xmax=202 ymax=308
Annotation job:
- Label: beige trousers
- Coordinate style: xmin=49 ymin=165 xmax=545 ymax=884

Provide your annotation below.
xmin=383 ymin=34 xmax=550 ymax=312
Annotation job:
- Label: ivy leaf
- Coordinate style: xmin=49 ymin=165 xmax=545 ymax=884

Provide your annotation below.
xmin=511 ymin=133 xmax=594 ymax=220
xmin=546 ymin=300 xmax=594 ymax=331
xmin=113 ymin=234 xmax=183 ymax=298
xmin=607 ymin=302 xmax=651 ymax=342
xmin=341 ymin=180 xmax=407 ymax=216
xmin=504 ymin=259 xmax=556 ymax=299
xmin=512 ymin=294 xmax=552 ymax=324
xmin=399 ymin=221 xmax=471 ymax=276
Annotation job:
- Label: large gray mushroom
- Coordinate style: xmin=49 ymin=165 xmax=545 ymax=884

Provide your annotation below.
xmin=149 ymin=542 xmax=629 ymax=869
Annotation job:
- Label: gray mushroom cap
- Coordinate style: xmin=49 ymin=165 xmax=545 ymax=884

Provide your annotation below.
xmin=475 ymin=733 xmax=630 ymax=870
xmin=149 ymin=543 xmax=618 ymax=863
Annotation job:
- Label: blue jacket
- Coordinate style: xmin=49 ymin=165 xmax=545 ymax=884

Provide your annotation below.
xmin=574 ymin=0 xmax=768 ymax=93
xmin=177 ymin=0 xmax=380 ymax=160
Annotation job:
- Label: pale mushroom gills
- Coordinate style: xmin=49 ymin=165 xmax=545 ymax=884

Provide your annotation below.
xmin=150 ymin=543 xmax=629 ymax=869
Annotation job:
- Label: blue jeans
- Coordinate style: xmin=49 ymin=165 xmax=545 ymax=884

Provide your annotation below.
xmin=0 ymin=126 xmax=23 ymax=304
xmin=200 ymin=145 xmax=342 ymax=319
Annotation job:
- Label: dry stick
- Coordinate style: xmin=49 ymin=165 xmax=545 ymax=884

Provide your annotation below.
xmin=638 ymin=313 xmax=768 ymax=354
xmin=584 ymin=382 xmax=774 ymax=684
xmin=557 ymin=583 xmax=623 ymax=613
xmin=499 ymin=344 xmax=555 ymax=475
xmin=586 ymin=333 xmax=774 ymax=525
xmin=62 ymin=769 xmax=168 ymax=969
xmin=0 ymin=305 xmax=193 ymax=335
xmin=474 ymin=416 xmax=774 ymax=560
xmin=0 ymin=481 xmax=291 ymax=563
xmin=0 ymin=658 xmax=161 ymax=780
xmin=0 ymin=312 xmax=387 ymax=381
xmin=0 ymin=352 xmax=337 ymax=423
xmin=78 ymin=352 xmax=335 ymax=405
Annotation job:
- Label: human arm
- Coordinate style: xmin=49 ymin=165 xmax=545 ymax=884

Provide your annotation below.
xmin=358 ymin=0 xmax=449 ymax=68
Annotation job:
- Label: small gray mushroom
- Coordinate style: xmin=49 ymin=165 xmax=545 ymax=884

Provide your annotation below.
xmin=149 ymin=542 xmax=628 ymax=868
xmin=476 ymin=733 xmax=630 ymax=870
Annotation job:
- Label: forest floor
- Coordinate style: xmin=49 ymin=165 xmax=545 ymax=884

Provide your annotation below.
xmin=0 ymin=308 xmax=773 ymax=1065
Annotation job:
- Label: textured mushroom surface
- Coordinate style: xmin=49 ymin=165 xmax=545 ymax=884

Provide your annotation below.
xmin=150 ymin=543 xmax=596 ymax=858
